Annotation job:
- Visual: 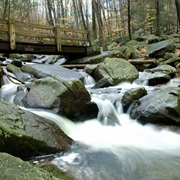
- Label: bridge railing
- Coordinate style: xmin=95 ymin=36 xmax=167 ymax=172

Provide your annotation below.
xmin=0 ymin=19 xmax=90 ymax=52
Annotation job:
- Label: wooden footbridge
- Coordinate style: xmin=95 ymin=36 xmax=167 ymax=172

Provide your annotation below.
xmin=0 ymin=19 xmax=91 ymax=58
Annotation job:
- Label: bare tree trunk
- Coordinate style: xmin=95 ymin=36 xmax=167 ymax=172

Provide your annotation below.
xmin=46 ymin=0 xmax=54 ymax=26
xmin=174 ymin=0 xmax=180 ymax=26
xmin=3 ymin=0 xmax=9 ymax=19
xmin=92 ymin=0 xmax=97 ymax=39
xmin=155 ymin=0 xmax=160 ymax=36
xmin=127 ymin=0 xmax=131 ymax=40
xmin=78 ymin=0 xmax=87 ymax=30
xmin=72 ymin=0 xmax=79 ymax=29
xmin=119 ymin=0 xmax=125 ymax=33
xmin=92 ymin=0 xmax=107 ymax=50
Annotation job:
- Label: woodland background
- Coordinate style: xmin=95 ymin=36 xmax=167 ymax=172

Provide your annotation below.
xmin=0 ymin=0 xmax=180 ymax=49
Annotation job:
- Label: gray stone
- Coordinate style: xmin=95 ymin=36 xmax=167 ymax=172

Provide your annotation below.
xmin=130 ymin=87 xmax=180 ymax=125
xmin=121 ymin=87 xmax=147 ymax=112
xmin=147 ymin=39 xmax=175 ymax=57
xmin=20 ymin=76 xmax=98 ymax=121
xmin=0 ymin=99 xmax=73 ymax=159
xmin=21 ymin=64 xmax=83 ymax=80
xmin=146 ymin=64 xmax=176 ymax=78
xmin=6 ymin=64 xmax=31 ymax=82
xmin=93 ymin=58 xmax=139 ymax=85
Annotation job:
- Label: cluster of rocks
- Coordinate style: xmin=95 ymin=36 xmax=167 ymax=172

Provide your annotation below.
xmin=0 ymin=33 xmax=179 ymax=179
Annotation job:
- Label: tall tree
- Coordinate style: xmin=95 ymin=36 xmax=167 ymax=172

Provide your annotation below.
xmin=3 ymin=0 xmax=9 ymax=19
xmin=155 ymin=0 xmax=160 ymax=36
xmin=174 ymin=0 xmax=180 ymax=26
xmin=127 ymin=0 xmax=131 ymax=40
xmin=46 ymin=0 xmax=54 ymax=26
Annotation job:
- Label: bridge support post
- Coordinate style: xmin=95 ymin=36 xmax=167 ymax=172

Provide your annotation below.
xmin=55 ymin=27 xmax=62 ymax=52
xmin=9 ymin=20 xmax=16 ymax=50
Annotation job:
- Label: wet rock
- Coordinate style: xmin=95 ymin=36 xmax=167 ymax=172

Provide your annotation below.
xmin=147 ymin=72 xmax=171 ymax=86
xmin=137 ymin=65 xmax=176 ymax=86
xmin=121 ymin=87 xmax=147 ymax=112
xmin=146 ymin=64 xmax=176 ymax=78
xmin=32 ymin=55 xmax=65 ymax=64
xmin=130 ymin=87 xmax=180 ymax=125
xmin=0 ymin=99 xmax=73 ymax=159
xmin=6 ymin=64 xmax=31 ymax=82
xmin=92 ymin=78 xmax=113 ymax=88
xmin=92 ymin=57 xmax=139 ymax=85
xmin=85 ymin=64 xmax=98 ymax=75
xmin=11 ymin=59 xmax=23 ymax=67
xmin=0 ymin=153 xmax=59 ymax=180
xmin=20 ymin=76 xmax=98 ymax=121
xmin=9 ymin=54 xmax=36 ymax=62
xmin=21 ymin=64 xmax=83 ymax=80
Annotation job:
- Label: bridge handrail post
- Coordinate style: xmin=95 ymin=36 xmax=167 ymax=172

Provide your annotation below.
xmin=55 ymin=26 xmax=62 ymax=52
xmin=9 ymin=20 xmax=16 ymax=50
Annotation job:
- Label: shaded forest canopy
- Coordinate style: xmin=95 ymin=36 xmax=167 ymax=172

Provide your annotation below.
xmin=0 ymin=0 xmax=179 ymax=49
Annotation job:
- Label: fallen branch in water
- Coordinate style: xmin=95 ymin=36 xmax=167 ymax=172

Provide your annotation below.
xmin=62 ymin=59 xmax=157 ymax=69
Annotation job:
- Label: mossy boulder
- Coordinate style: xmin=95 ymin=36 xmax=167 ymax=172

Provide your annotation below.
xmin=92 ymin=58 xmax=139 ymax=86
xmin=0 ymin=99 xmax=73 ymax=159
xmin=19 ymin=76 xmax=98 ymax=121
xmin=0 ymin=153 xmax=59 ymax=180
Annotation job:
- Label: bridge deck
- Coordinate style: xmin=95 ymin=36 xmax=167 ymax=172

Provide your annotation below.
xmin=0 ymin=19 xmax=90 ymax=55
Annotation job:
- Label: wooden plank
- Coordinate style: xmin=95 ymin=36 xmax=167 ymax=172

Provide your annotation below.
xmin=15 ymin=37 xmax=56 ymax=44
xmin=0 ymin=27 xmax=8 ymax=32
xmin=59 ymin=27 xmax=89 ymax=34
xmin=16 ymin=30 xmax=55 ymax=39
xmin=9 ymin=20 xmax=16 ymax=50
xmin=61 ymin=36 xmax=89 ymax=42
xmin=0 ymin=19 xmax=8 ymax=24
xmin=14 ymin=21 xmax=54 ymax=30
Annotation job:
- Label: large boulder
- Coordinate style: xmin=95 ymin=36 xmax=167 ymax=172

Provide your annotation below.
xmin=92 ymin=58 xmax=139 ymax=86
xmin=0 ymin=153 xmax=59 ymax=180
xmin=18 ymin=76 xmax=98 ymax=121
xmin=130 ymin=86 xmax=180 ymax=125
xmin=0 ymin=99 xmax=73 ymax=159
xmin=21 ymin=64 xmax=83 ymax=80
xmin=147 ymin=39 xmax=175 ymax=57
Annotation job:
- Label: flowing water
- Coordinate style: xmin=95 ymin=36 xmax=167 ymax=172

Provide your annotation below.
xmin=1 ymin=70 xmax=180 ymax=180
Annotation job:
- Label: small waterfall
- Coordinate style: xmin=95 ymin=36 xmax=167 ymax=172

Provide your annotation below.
xmin=1 ymin=70 xmax=180 ymax=180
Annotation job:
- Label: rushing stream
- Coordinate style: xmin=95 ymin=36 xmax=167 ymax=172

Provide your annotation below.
xmin=1 ymin=69 xmax=180 ymax=180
